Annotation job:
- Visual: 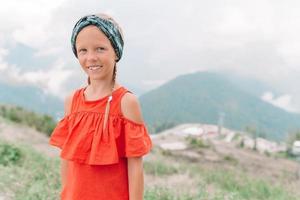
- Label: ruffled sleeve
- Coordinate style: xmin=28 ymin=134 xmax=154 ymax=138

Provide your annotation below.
xmin=49 ymin=112 xmax=152 ymax=165
xmin=49 ymin=116 xmax=69 ymax=149
xmin=122 ymin=117 xmax=152 ymax=157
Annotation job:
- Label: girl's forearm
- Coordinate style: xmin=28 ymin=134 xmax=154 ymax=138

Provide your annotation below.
xmin=61 ymin=159 xmax=68 ymax=187
xmin=128 ymin=157 xmax=144 ymax=200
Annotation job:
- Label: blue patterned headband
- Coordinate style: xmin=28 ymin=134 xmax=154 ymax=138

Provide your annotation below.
xmin=71 ymin=15 xmax=124 ymax=62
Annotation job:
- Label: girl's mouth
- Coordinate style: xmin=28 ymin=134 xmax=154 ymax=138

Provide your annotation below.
xmin=88 ymin=65 xmax=103 ymax=71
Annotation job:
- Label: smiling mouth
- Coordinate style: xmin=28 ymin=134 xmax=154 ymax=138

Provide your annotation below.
xmin=88 ymin=65 xmax=103 ymax=70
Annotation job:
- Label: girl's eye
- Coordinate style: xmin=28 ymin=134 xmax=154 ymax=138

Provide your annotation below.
xmin=97 ymin=47 xmax=106 ymax=52
xmin=78 ymin=49 xmax=87 ymax=53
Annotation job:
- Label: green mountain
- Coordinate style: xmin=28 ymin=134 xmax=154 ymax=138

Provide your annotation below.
xmin=221 ymin=72 xmax=279 ymax=97
xmin=140 ymin=72 xmax=300 ymax=140
xmin=0 ymin=81 xmax=63 ymax=119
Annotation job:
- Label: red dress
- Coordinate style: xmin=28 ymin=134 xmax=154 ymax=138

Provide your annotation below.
xmin=49 ymin=86 xmax=152 ymax=200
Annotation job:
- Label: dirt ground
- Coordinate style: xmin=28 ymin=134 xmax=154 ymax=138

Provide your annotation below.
xmin=0 ymin=119 xmax=60 ymax=157
xmin=1 ymin=119 xmax=300 ymax=198
xmin=150 ymin=130 xmax=300 ymax=197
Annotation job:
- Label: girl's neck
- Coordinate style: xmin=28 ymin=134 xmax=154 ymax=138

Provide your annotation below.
xmin=87 ymin=80 xmax=119 ymax=95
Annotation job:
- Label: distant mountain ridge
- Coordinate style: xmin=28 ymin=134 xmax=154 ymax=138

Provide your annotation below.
xmin=1 ymin=71 xmax=300 ymax=141
xmin=140 ymin=71 xmax=300 ymax=140
xmin=0 ymin=80 xmax=147 ymax=120
xmin=0 ymin=81 xmax=63 ymax=119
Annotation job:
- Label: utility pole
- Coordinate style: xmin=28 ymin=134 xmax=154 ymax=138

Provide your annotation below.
xmin=218 ymin=112 xmax=225 ymax=135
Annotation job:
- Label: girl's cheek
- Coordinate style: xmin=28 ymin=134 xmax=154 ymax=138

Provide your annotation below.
xmin=79 ymin=58 xmax=86 ymax=67
xmin=78 ymin=55 xmax=86 ymax=62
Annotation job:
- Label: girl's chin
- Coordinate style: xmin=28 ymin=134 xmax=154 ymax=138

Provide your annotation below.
xmin=88 ymin=76 xmax=104 ymax=80
xmin=89 ymin=73 xmax=113 ymax=81
xmin=87 ymin=71 xmax=103 ymax=76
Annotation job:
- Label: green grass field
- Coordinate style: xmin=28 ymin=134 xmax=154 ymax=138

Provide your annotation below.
xmin=0 ymin=140 xmax=299 ymax=200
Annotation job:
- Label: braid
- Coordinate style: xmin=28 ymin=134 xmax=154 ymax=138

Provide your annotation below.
xmin=112 ymin=64 xmax=117 ymax=89
xmin=87 ymin=76 xmax=91 ymax=85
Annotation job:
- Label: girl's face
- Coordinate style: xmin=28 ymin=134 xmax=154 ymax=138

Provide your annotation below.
xmin=76 ymin=25 xmax=117 ymax=83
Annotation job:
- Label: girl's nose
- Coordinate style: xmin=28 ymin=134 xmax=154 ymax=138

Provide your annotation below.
xmin=86 ymin=51 xmax=98 ymax=61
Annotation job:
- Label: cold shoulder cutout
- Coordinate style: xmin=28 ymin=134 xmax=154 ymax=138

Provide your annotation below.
xmin=120 ymin=92 xmax=144 ymax=124
xmin=120 ymin=92 xmax=150 ymax=157
xmin=49 ymin=86 xmax=152 ymax=165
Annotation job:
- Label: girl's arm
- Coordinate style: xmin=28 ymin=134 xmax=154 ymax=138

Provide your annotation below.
xmin=128 ymin=157 xmax=144 ymax=200
xmin=121 ymin=93 xmax=145 ymax=200
xmin=61 ymin=159 xmax=69 ymax=187
xmin=60 ymin=92 xmax=74 ymax=187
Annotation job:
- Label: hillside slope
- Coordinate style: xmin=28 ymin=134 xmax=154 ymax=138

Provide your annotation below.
xmin=140 ymin=72 xmax=300 ymax=140
xmin=1 ymin=119 xmax=300 ymax=199
xmin=0 ymin=81 xmax=63 ymax=118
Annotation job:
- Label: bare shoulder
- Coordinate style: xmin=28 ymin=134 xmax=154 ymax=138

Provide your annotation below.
xmin=64 ymin=90 xmax=76 ymax=116
xmin=121 ymin=92 xmax=144 ymax=124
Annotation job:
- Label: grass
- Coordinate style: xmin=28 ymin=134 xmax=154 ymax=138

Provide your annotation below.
xmin=144 ymin=186 xmax=198 ymax=200
xmin=223 ymin=155 xmax=238 ymax=165
xmin=0 ymin=139 xmax=299 ymax=200
xmin=189 ymin=165 xmax=299 ymax=200
xmin=144 ymin=187 xmax=176 ymax=200
xmin=0 ymin=141 xmax=23 ymax=166
xmin=186 ymin=136 xmax=210 ymax=149
xmin=0 ymin=105 xmax=56 ymax=136
xmin=0 ymin=140 xmax=60 ymax=200
xmin=144 ymin=159 xmax=179 ymax=176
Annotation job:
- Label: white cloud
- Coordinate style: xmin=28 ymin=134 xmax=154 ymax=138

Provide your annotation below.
xmin=20 ymin=63 xmax=73 ymax=97
xmin=0 ymin=48 xmax=9 ymax=70
xmin=262 ymin=92 xmax=299 ymax=113
xmin=0 ymin=49 xmax=73 ymax=98
xmin=0 ymin=0 xmax=66 ymax=49
xmin=0 ymin=0 xmax=299 ymax=104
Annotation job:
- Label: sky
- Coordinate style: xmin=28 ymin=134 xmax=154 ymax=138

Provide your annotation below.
xmin=0 ymin=0 xmax=299 ymax=113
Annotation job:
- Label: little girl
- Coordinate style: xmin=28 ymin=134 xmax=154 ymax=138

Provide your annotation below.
xmin=49 ymin=13 xmax=152 ymax=200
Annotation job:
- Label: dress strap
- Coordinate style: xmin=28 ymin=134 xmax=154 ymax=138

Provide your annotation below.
xmin=119 ymin=87 xmax=132 ymax=98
